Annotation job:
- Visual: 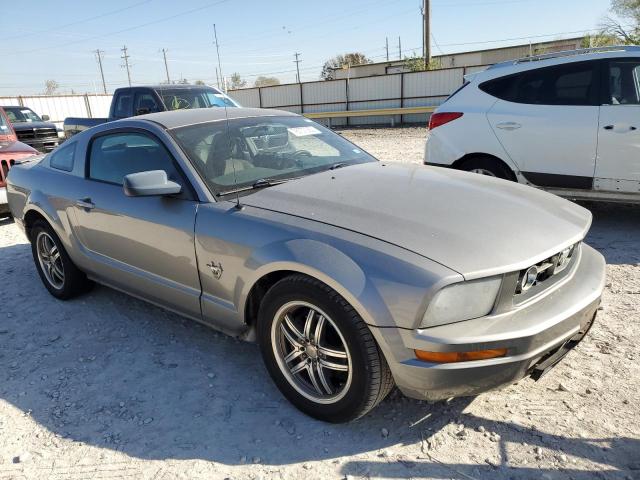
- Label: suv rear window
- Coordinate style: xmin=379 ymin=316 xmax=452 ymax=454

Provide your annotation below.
xmin=480 ymin=61 xmax=599 ymax=106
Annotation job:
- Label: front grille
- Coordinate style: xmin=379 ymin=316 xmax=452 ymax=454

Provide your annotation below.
xmin=514 ymin=243 xmax=580 ymax=301
xmin=16 ymin=128 xmax=57 ymax=141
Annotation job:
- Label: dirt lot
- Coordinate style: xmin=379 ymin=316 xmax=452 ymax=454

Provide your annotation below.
xmin=1 ymin=127 xmax=639 ymax=480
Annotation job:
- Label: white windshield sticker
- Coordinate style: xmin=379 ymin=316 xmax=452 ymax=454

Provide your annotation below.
xmin=0 ymin=125 xmax=7 ymax=130
xmin=288 ymin=126 xmax=322 ymax=137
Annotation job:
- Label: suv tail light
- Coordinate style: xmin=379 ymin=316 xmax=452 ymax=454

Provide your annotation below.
xmin=428 ymin=112 xmax=463 ymax=130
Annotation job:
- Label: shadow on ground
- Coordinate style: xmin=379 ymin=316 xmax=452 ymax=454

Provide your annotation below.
xmin=0 ymin=202 xmax=638 ymax=477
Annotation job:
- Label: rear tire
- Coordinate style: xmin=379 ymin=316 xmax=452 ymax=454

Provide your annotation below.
xmin=459 ymin=155 xmax=515 ymax=181
xmin=30 ymin=220 xmax=92 ymax=300
xmin=257 ymin=274 xmax=394 ymax=423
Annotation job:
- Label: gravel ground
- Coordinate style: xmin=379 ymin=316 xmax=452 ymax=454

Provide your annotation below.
xmin=1 ymin=127 xmax=639 ymax=480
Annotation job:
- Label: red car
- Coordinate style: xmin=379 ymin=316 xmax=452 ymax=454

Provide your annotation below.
xmin=1 ymin=107 xmax=38 ymax=215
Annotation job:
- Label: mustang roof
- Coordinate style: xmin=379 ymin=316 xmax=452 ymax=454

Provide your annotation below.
xmin=138 ymin=107 xmax=297 ymax=129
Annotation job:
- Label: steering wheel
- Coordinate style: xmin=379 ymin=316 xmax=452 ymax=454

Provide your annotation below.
xmin=169 ymin=96 xmax=191 ymax=110
xmin=291 ymin=149 xmax=312 ymax=167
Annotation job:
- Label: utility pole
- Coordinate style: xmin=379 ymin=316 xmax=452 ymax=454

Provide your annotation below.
xmin=385 ymin=37 xmax=389 ymax=61
xmin=294 ymin=52 xmax=301 ymax=83
xmin=213 ymin=24 xmax=224 ymax=92
xmin=215 ymin=67 xmax=220 ymax=89
xmin=121 ymin=45 xmax=132 ymax=87
xmin=162 ymin=48 xmax=171 ymax=84
xmin=94 ymin=49 xmax=107 ymax=94
xmin=398 ymin=36 xmax=402 ymax=60
xmin=422 ymin=0 xmax=431 ymax=68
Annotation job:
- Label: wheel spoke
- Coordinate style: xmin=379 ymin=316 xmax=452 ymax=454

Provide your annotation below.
xmin=319 ymin=358 xmax=349 ymax=372
xmin=303 ymin=309 xmax=314 ymax=340
xmin=284 ymin=349 xmax=303 ymax=363
xmin=318 ymin=346 xmax=347 ymax=359
xmin=280 ymin=323 xmax=303 ymax=349
xmin=312 ymin=315 xmax=325 ymax=345
xmin=284 ymin=314 xmax=304 ymax=341
xmin=306 ymin=363 xmax=324 ymax=395
xmin=290 ymin=359 xmax=307 ymax=375
xmin=315 ymin=362 xmax=333 ymax=395
xmin=52 ymin=262 xmax=64 ymax=280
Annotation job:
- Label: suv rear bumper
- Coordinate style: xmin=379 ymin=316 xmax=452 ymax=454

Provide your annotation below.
xmin=373 ymin=243 xmax=605 ymax=401
xmin=0 ymin=187 xmax=8 ymax=214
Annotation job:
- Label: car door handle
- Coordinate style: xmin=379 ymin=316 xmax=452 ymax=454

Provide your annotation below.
xmin=603 ymin=125 xmax=614 ymax=130
xmin=76 ymin=198 xmax=95 ymax=210
xmin=496 ymin=122 xmax=522 ymax=130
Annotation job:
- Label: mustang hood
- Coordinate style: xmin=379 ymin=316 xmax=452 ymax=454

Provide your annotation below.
xmin=242 ymin=163 xmax=592 ymax=278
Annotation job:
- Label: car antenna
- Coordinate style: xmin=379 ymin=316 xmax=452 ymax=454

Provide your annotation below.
xmin=221 ymin=88 xmax=243 ymax=211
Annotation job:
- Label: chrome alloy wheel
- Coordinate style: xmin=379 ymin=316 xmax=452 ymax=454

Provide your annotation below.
xmin=271 ymin=301 xmax=352 ymax=404
xmin=469 ymin=168 xmax=497 ymax=177
xmin=36 ymin=231 xmax=64 ymax=289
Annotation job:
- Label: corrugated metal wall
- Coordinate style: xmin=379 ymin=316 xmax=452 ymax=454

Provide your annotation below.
xmin=2 ymin=65 xmax=484 ymax=129
xmin=0 ymin=94 xmax=113 ymax=128
xmin=227 ymin=65 xmax=483 ymax=126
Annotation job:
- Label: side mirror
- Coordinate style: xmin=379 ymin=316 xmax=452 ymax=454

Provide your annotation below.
xmin=123 ymin=170 xmax=182 ymax=197
xmin=135 ymin=108 xmax=150 ymax=116
xmin=42 ymin=114 xmax=50 ymax=121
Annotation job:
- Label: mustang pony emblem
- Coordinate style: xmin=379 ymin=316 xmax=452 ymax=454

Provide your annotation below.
xmin=206 ymin=261 xmax=223 ymax=279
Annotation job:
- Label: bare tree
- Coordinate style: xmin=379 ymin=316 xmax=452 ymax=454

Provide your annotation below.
xmin=321 ymin=53 xmax=371 ymax=80
xmin=44 ymin=80 xmax=59 ymax=95
xmin=254 ymin=76 xmax=280 ymax=87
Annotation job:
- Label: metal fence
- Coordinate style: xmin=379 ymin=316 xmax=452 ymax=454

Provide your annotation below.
xmin=228 ymin=65 xmax=488 ymax=126
xmin=1 ymin=64 xmax=487 ymax=128
xmin=0 ymin=94 xmax=112 ymax=128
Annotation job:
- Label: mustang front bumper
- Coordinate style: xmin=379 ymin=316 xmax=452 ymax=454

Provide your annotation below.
xmin=372 ymin=243 xmax=606 ymax=401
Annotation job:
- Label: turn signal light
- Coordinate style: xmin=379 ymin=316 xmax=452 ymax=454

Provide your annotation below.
xmin=414 ymin=348 xmax=507 ymax=363
xmin=428 ymin=112 xmax=463 ymax=130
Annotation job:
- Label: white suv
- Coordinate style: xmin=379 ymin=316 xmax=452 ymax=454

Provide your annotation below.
xmin=424 ymin=46 xmax=640 ymax=203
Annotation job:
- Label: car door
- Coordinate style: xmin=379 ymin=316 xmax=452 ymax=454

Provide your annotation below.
xmin=485 ymin=60 xmax=601 ymax=189
xmin=595 ymin=57 xmax=640 ymax=192
xmin=72 ymin=128 xmax=202 ymax=319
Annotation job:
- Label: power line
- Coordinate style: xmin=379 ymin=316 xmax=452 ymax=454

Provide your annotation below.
xmin=7 ymin=0 xmax=233 ymax=56
xmin=0 ymin=0 xmax=153 ymax=41
xmin=121 ymin=46 xmax=132 ymax=87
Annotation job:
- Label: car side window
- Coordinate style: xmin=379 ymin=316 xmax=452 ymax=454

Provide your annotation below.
xmin=133 ymin=92 xmax=161 ymax=115
xmin=480 ymin=61 xmax=598 ymax=106
xmin=89 ymin=132 xmax=180 ymax=186
xmin=113 ymin=93 xmax=133 ymax=119
xmin=49 ymin=143 xmax=76 ymax=172
xmin=607 ymin=60 xmax=640 ymax=105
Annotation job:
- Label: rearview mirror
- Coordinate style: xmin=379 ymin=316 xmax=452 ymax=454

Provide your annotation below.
xmin=123 ymin=170 xmax=182 ymax=197
xmin=42 ymin=114 xmax=50 ymax=121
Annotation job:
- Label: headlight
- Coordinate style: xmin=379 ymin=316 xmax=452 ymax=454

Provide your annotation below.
xmin=421 ymin=276 xmax=502 ymax=328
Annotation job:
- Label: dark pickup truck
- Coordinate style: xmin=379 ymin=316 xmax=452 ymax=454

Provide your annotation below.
xmin=1 ymin=106 xmax=60 ymax=153
xmin=64 ymin=84 xmax=240 ymax=139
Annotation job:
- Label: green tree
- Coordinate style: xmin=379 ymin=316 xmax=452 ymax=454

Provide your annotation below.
xmin=254 ymin=76 xmax=280 ymax=87
xmin=321 ymin=52 xmax=371 ymax=80
xmin=600 ymin=0 xmax=640 ymax=44
xmin=403 ymin=54 xmax=441 ymax=72
xmin=194 ymin=80 xmax=206 ymax=85
xmin=229 ymin=72 xmax=247 ymax=89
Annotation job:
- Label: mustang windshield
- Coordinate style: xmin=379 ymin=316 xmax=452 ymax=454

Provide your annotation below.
xmin=171 ymin=116 xmax=377 ymax=195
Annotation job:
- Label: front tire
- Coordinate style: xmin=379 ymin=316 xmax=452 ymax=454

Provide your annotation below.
xmin=257 ymin=274 xmax=394 ymax=423
xmin=30 ymin=220 xmax=92 ymax=300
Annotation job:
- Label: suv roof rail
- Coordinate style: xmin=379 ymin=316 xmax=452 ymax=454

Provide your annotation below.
xmin=488 ymin=45 xmax=640 ymax=70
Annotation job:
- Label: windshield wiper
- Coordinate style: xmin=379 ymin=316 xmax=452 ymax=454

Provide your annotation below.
xmin=328 ymin=162 xmax=348 ymax=170
xmin=216 ymin=178 xmax=291 ymax=197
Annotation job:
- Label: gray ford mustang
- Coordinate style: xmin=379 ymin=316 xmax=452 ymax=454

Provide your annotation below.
xmin=7 ymin=107 xmax=605 ymax=422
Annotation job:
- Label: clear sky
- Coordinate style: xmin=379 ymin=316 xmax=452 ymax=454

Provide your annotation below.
xmin=0 ymin=0 xmax=615 ymax=95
